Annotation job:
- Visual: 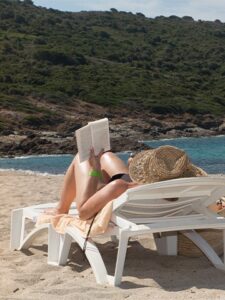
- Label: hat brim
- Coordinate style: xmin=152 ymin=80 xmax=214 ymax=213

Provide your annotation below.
xmin=182 ymin=163 xmax=207 ymax=177
xmin=129 ymin=150 xmax=154 ymax=184
xmin=129 ymin=150 xmax=207 ymax=184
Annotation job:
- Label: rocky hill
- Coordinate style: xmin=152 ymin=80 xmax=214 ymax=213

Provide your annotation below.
xmin=1 ymin=98 xmax=225 ymax=156
xmin=0 ymin=1 xmax=225 ymax=155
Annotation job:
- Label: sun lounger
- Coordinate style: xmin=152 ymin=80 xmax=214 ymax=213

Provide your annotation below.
xmin=10 ymin=176 xmax=225 ymax=286
xmin=47 ymin=176 xmax=225 ymax=285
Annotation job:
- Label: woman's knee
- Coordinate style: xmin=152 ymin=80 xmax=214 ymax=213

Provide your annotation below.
xmin=69 ymin=154 xmax=78 ymax=168
xmin=100 ymin=151 xmax=117 ymax=165
xmin=73 ymin=154 xmax=79 ymax=163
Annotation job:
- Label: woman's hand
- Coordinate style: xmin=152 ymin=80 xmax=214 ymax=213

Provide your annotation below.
xmin=89 ymin=148 xmax=104 ymax=170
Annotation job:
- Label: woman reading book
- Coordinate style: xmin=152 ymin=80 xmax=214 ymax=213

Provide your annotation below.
xmin=46 ymin=148 xmax=137 ymax=220
xmin=45 ymin=145 xmax=211 ymax=221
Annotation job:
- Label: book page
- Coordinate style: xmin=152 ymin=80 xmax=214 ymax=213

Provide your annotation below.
xmin=75 ymin=124 xmax=92 ymax=162
xmin=89 ymin=118 xmax=110 ymax=155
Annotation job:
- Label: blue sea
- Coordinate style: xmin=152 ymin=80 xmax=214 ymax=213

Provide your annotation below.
xmin=0 ymin=135 xmax=225 ymax=175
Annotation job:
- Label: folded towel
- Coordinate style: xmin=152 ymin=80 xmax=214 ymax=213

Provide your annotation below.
xmin=36 ymin=201 xmax=113 ymax=237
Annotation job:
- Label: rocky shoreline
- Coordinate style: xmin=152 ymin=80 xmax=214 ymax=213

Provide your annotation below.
xmin=1 ymin=110 xmax=224 ymax=157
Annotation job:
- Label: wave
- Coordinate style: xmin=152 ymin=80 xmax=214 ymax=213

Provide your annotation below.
xmin=0 ymin=154 xmax=74 ymax=160
xmin=141 ymin=134 xmax=225 ymax=143
xmin=138 ymin=137 xmax=188 ymax=143
xmin=0 ymin=168 xmax=63 ymax=176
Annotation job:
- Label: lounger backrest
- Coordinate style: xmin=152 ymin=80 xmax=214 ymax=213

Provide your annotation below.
xmin=113 ymin=176 xmax=225 ymax=222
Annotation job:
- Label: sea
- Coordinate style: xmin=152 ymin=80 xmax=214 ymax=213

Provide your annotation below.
xmin=1 ymin=135 xmax=225 ymax=175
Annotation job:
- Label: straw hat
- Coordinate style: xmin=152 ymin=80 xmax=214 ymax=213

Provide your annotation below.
xmin=129 ymin=145 xmax=207 ymax=184
xmin=129 ymin=145 xmax=219 ymax=258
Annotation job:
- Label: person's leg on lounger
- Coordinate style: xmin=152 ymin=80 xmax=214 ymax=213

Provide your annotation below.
xmin=45 ymin=149 xmax=136 ymax=219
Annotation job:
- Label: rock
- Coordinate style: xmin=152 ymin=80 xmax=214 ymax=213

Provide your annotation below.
xmin=195 ymin=115 xmax=223 ymax=129
xmin=0 ymin=129 xmax=14 ymax=135
xmin=219 ymin=122 xmax=225 ymax=132
xmin=183 ymin=127 xmax=214 ymax=136
xmin=0 ymin=108 xmax=223 ymax=156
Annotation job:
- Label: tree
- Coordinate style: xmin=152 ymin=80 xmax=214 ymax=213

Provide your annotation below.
xmin=110 ymin=8 xmax=118 ymax=13
xmin=23 ymin=0 xmax=33 ymax=5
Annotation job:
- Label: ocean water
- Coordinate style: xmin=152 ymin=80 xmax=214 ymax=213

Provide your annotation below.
xmin=0 ymin=152 xmax=130 ymax=175
xmin=0 ymin=135 xmax=225 ymax=175
xmin=144 ymin=135 xmax=225 ymax=174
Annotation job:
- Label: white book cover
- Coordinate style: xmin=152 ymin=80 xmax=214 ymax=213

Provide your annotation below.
xmin=75 ymin=118 xmax=110 ymax=162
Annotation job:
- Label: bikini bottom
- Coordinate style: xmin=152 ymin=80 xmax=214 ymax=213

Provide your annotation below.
xmin=109 ymin=173 xmax=132 ymax=183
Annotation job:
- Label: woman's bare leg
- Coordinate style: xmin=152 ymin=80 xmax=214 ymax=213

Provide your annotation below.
xmin=74 ymin=152 xmax=103 ymax=211
xmin=77 ymin=152 xmax=136 ymax=220
xmin=56 ymin=150 xmax=104 ymax=214
xmin=56 ymin=157 xmax=77 ymax=213
xmin=100 ymin=152 xmax=129 ymax=178
xmin=45 ymin=150 xmax=104 ymax=215
xmin=45 ymin=157 xmax=77 ymax=214
xmin=46 ymin=151 xmax=131 ymax=218
xmin=75 ymin=151 xmax=128 ymax=209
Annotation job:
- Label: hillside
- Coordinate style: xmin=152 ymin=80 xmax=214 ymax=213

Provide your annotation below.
xmin=0 ymin=0 xmax=225 ymax=155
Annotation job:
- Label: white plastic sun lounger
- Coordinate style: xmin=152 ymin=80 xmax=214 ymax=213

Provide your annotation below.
xmin=10 ymin=176 xmax=225 ymax=286
xmin=47 ymin=176 xmax=225 ymax=286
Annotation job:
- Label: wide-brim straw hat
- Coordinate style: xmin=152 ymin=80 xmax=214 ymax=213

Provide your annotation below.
xmin=129 ymin=145 xmax=207 ymax=184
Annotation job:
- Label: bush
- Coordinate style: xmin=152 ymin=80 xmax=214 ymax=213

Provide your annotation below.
xmin=33 ymin=50 xmax=86 ymax=66
xmin=24 ymin=113 xmax=63 ymax=128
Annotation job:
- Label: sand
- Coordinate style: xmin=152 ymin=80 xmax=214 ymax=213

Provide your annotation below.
xmin=1 ymin=170 xmax=225 ymax=300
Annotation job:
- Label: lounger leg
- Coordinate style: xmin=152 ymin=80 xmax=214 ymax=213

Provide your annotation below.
xmin=20 ymin=225 xmax=48 ymax=250
xmin=65 ymin=227 xmax=108 ymax=284
xmin=10 ymin=209 xmax=24 ymax=250
xmin=183 ymin=230 xmax=225 ymax=271
xmin=154 ymin=232 xmax=178 ymax=255
xmin=58 ymin=233 xmax=73 ymax=265
xmin=111 ymin=230 xmax=129 ymax=286
xmin=48 ymin=224 xmax=61 ymax=265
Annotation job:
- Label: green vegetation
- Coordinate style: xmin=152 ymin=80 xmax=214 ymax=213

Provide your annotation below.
xmin=0 ymin=0 xmax=225 ymax=120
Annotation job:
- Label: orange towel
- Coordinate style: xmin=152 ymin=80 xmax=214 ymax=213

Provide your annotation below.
xmin=36 ymin=202 xmax=113 ymax=237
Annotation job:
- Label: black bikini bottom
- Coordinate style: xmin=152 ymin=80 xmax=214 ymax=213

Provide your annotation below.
xmin=109 ymin=173 xmax=132 ymax=183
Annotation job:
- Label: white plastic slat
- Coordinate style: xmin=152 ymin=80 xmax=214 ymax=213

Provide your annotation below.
xmin=128 ymin=190 xmax=212 ymax=201
xmin=125 ymin=178 xmax=225 ymax=200
xmin=129 ymin=213 xmax=207 ymax=224
xmin=120 ymin=196 xmax=206 ymax=208
xmin=136 ymin=217 xmax=225 ymax=233
xmin=119 ymin=203 xmax=193 ymax=217
xmin=23 ymin=203 xmax=78 ymax=221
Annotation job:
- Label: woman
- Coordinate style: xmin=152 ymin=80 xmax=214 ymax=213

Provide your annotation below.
xmin=46 ymin=145 xmax=209 ymax=221
xmin=46 ymin=148 xmax=137 ymax=220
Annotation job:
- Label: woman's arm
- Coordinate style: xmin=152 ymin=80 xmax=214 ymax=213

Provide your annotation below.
xmin=78 ymin=178 xmax=129 ymax=220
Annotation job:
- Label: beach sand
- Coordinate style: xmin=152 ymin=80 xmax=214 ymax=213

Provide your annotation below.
xmin=1 ymin=170 xmax=225 ymax=299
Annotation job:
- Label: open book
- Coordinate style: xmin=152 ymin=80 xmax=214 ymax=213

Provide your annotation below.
xmin=75 ymin=118 xmax=110 ymax=162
